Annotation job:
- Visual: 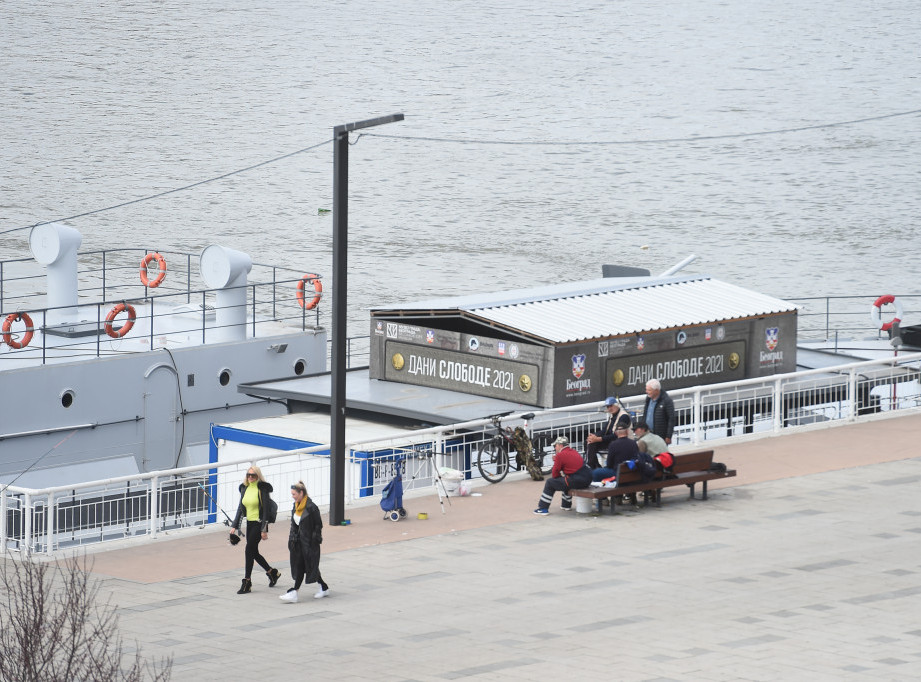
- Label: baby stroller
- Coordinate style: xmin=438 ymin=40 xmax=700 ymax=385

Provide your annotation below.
xmin=380 ymin=470 xmax=408 ymax=522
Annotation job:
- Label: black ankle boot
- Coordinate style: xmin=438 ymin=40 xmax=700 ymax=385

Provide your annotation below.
xmin=237 ymin=578 xmax=252 ymax=594
xmin=267 ymin=568 xmax=281 ymax=587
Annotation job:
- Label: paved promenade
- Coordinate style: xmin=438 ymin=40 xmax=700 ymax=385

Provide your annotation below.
xmin=77 ymin=415 xmax=921 ymax=679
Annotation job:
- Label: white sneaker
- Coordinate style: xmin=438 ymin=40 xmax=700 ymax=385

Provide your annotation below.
xmin=314 ymin=587 xmax=330 ymax=599
xmin=279 ymin=589 xmax=298 ymax=603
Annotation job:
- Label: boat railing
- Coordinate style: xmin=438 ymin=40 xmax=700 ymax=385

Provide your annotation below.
xmin=1 ymin=248 xmax=316 ymax=312
xmin=789 ymin=294 xmax=920 ymax=342
xmin=3 ymin=351 xmax=920 ymax=555
xmin=0 ymin=247 xmax=325 ymax=363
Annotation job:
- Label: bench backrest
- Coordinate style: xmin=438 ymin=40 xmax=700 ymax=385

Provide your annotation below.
xmin=671 ymin=450 xmax=714 ymax=474
xmin=614 ymin=463 xmax=644 ymax=486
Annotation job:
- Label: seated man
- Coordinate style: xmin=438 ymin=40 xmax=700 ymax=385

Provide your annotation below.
xmin=591 ymin=425 xmax=639 ymax=482
xmin=533 ymin=436 xmax=592 ymax=515
xmin=634 ymin=422 xmax=668 ymax=456
xmin=585 ymin=397 xmax=633 ymax=468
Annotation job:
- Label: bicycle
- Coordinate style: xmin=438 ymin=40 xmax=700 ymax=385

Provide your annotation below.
xmin=476 ymin=412 xmax=557 ymax=483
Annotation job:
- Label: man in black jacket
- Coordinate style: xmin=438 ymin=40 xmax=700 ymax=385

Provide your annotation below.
xmin=585 ymin=397 xmax=633 ymax=468
xmin=641 ymin=379 xmax=676 ymax=445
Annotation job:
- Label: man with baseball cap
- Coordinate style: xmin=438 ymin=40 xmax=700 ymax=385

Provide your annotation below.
xmin=585 ymin=397 xmax=633 ymax=469
xmin=533 ymin=436 xmax=592 ymax=515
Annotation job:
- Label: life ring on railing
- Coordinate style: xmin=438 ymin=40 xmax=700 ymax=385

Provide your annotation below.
xmin=870 ymin=294 xmax=904 ymax=332
xmin=2 ymin=312 xmax=34 ymax=349
xmin=140 ymin=252 xmax=167 ymax=288
xmin=104 ymin=302 xmax=136 ymax=338
xmin=296 ymin=273 xmax=322 ymax=310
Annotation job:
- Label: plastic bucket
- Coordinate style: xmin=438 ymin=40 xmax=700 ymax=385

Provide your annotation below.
xmin=575 ymin=496 xmax=593 ymax=514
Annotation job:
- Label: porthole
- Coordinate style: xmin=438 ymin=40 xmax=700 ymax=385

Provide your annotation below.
xmin=61 ymin=389 xmax=75 ymax=408
xmin=219 ymin=369 xmax=231 ymax=386
xmin=293 ymin=359 xmax=307 ymax=375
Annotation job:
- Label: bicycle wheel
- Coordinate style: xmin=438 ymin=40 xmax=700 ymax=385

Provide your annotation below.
xmin=477 ymin=440 xmax=509 ymax=483
xmin=532 ymin=439 xmax=554 ymax=475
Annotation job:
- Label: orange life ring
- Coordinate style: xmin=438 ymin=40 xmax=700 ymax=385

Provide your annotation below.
xmin=140 ymin=252 xmax=167 ymax=288
xmin=105 ymin=303 xmax=136 ymax=338
xmin=296 ymin=273 xmax=322 ymax=310
xmin=2 ymin=312 xmax=34 ymax=349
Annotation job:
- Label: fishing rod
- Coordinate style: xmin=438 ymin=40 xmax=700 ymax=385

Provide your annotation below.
xmin=196 ymin=482 xmax=237 ymax=528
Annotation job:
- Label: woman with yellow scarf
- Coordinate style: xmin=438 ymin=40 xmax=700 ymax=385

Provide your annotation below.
xmin=279 ymin=481 xmax=329 ymax=603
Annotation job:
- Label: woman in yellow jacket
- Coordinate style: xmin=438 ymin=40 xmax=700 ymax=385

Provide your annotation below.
xmin=230 ymin=464 xmax=281 ymax=594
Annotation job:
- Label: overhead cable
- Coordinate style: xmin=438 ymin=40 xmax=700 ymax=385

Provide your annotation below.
xmin=364 ymin=108 xmax=921 ymax=146
xmin=1 ymin=138 xmax=333 ymax=236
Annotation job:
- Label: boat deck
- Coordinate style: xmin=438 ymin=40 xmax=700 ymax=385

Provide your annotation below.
xmin=51 ymin=411 xmax=921 ymax=680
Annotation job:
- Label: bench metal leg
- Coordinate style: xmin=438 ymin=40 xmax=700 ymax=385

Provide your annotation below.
xmin=702 ymin=481 xmax=708 ymax=500
xmin=687 ymin=483 xmax=696 ymax=499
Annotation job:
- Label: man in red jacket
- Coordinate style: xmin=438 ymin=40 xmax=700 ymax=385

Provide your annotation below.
xmin=533 ymin=436 xmax=592 ymax=515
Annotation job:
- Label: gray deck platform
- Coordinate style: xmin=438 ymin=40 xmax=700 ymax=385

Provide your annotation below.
xmin=30 ymin=411 xmax=921 ymax=681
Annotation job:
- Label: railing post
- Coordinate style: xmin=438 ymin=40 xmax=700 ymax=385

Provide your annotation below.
xmin=692 ymin=390 xmax=702 ymax=444
xmin=847 ymin=368 xmax=858 ymax=421
xmin=150 ymin=476 xmax=159 ymax=538
xmin=434 ymin=430 xmax=445 ymax=471
xmin=46 ymin=492 xmax=54 ymax=555
xmin=773 ymin=378 xmax=784 ymax=433
xmin=23 ymin=493 xmax=32 ymax=554
xmin=0 ymin=490 xmax=7 ymax=554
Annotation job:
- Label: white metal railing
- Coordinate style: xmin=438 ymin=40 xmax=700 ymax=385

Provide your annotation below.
xmin=2 ymin=352 xmax=919 ymax=555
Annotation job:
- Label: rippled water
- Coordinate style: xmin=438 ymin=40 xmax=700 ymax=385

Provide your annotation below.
xmin=3 ymin=0 xmax=920 ymax=336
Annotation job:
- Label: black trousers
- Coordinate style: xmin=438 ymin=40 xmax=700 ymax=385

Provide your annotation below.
xmin=244 ymin=521 xmax=272 ymax=579
xmin=537 ymin=466 xmax=593 ymax=510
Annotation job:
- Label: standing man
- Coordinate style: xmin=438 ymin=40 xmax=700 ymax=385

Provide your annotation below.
xmin=533 ymin=436 xmax=592 ymax=515
xmin=585 ymin=397 xmax=633 ymax=468
xmin=641 ymin=379 xmax=676 ymax=445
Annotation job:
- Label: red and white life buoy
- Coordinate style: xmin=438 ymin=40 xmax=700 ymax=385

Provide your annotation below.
xmin=870 ymin=295 xmax=904 ymax=332
xmin=140 ymin=252 xmax=167 ymax=288
xmin=2 ymin=312 xmax=34 ymax=349
xmin=296 ymin=273 xmax=322 ymax=310
xmin=104 ymin=302 xmax=136 ymax=338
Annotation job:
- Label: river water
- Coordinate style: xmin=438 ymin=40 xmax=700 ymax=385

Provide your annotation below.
xmin=3 ymin=0 xmax=920 ymax=337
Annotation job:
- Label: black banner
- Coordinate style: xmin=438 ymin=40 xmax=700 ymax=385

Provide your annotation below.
xmin=384 ymin=341 xmax=540 ymax=405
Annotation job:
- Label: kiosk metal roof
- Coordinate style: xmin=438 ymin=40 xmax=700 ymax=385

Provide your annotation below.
xmin=371 ymin=275 xmax=798 ymax=344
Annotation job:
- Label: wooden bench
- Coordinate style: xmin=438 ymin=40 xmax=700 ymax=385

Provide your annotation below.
xmin=569 ymin=449 xmax=736 ymax=515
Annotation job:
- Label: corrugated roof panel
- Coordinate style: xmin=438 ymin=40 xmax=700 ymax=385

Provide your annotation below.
xmin=372 ymin=276 xmax=798 ymax=345
xmin=467 ymin=278 xmax=797 ymax=343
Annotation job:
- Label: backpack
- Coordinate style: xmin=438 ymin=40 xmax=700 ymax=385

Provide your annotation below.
xmin=627 ymin=451 xmax=658 ymax=483
xmin=260 ymin=490 xmax=278 ymax=523
xmin=654 ymin=451 xmax=675 ymax=478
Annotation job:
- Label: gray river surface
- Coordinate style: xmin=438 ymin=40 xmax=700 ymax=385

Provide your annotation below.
xmin=3 ymin=0 xmax=920 ymax=336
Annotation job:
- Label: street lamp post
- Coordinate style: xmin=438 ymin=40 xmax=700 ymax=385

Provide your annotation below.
xmin=330 ymin=113 xmax=404 ymax=525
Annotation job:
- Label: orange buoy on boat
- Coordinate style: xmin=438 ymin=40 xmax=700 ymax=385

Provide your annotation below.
xmin=2 ymin=312 xmax=34 ymax=349
xmin=104 ymin=302 xmax=136 ymax=338
xmin=140 ymin=252 xmax=167 ymax=288
xmin=296 ymin=273 xmax=322 ymax=310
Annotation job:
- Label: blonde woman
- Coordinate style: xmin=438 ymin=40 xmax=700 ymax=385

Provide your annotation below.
xmin=279 ymin=481 xmax=329 ymax=603
xmin=230 ymin=465 xmax=281 ymax=594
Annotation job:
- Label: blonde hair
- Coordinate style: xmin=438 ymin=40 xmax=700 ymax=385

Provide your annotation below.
xmin=291 ymin=480 xmax=309 ymax=498
xmin=242 ymin=464 xmax=266 ymax=486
